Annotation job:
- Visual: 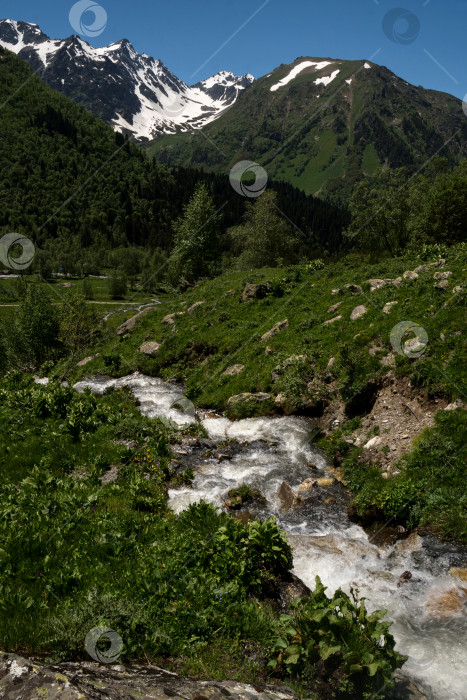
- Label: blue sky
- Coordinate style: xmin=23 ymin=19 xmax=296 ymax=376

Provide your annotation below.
xmin=2 ymin=0 xmax=466 ymax=99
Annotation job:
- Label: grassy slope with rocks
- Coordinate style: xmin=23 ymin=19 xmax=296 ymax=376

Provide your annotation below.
xmin=148 ymin=57 xmax=467 ymax=203
xmin=69 ymin=245 xmax=466 ymax=542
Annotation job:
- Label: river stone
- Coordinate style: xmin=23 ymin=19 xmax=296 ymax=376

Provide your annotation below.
xmin=223 ymin=364 xmax=245 ymax=376
xmin=449 ymin=567 xmax=467 ymax=583
xmin=316 ymin=477 xmax=334 ymax=487
xmin=261 ymin=319 xmax=289 ymax=341
xmin=323 ymin=314 xmax=341 ymax=325
xmin=350 ymin=305 xmax=367 ymax=320
xmin=298 ymin=477 xmax=316 ymax=491
xmin=382 ymin=301 xmax=398 ymax=314
xmin=139 ymin=341 xmax=161 ymax=356
xmin=0 ymin=652 xmax=295 ymax=700
xmin=116 ymin=306 xmax=156 ymax=335
xmin=277 ymin=481 xmax=301 ymax=512
xmin=424 ymin=585 xmax=467 ymax=619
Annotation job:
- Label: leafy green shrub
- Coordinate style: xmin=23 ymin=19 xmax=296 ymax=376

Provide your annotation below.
xmin=269 ymin=576 xmax=406 ymax=698
xmin=304 ymin=258 xmax=325 ymax=272
xmin=416 ymin=242 xmax=449 ymax=261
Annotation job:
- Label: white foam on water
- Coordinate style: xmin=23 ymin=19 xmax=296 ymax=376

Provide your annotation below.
xmin=74 ymin=374 xmax=467 ymax=698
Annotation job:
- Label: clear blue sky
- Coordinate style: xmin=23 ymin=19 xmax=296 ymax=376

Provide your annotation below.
xmin=2 ymin=0 xmax=466 ymax=99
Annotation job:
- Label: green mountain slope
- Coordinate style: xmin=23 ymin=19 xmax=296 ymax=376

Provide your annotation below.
xmin=0 ymin=49 xmax=348 ymax=260
xmin=148 ymin=57 xmax=467 ymax=203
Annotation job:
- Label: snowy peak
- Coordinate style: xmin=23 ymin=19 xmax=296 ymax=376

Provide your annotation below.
xmin=0 ymin=19 xmax=254 ymax=141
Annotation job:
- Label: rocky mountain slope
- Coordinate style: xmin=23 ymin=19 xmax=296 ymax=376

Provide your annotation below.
xmin=0 ymin=19 xmax=254 ymax=141
xmin=149 ymin=56 xmax=467 ymax=201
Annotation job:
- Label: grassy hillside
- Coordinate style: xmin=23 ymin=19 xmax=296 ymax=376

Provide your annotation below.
xmin=148 ymin=57 xmax=467 ymax=203
xmin=67 ymin=245 xmax=466 ymax=541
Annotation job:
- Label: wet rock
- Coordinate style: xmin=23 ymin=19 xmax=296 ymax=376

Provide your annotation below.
xmin=222 ymin=364 xmax=245 ymax=376
xmin=233 ymin=510 xmax=253 ymax=525
xmin=298 ymin=477 xmax=316 ymax=491
xmin=383 ymin=301 xmax=398 ymax=314
xmin=225 ymin=495 xmax=243 ymax=509
xmin=423 ymin=585 xmax=467 ymax=618
xmin=277 ymin=572 xmax=310 ymax=611
xmin=350 ymin=304 xmax=368 ymax=320
xmin=139 ymin=341 xmax=161 ymax=356
xmin=261 ymin=319 xmax=289 ymax=341
xmin=217 ymin=453 xmax=231 ymax=462
xmin=390 ymin=670 xmax=429 ymax=699
xmin=450 ymin=567 xmax=467 ymax=583
xmin=316 ymin=477 xmax=334 ymax=487
xmin=0 ymin=652 xmax=295 ymax=700
xmin=241 ymin=282 xmax=270 ymax=301
xmin=187 ymin=301 xmax=205 ymax=314
xmin=117 ymin=306 xmax=156 ymax=335
xmin=397 ymin=570 xmax=412 ymax=587
xmin=277 ymin=481 xmax=301 ymax=512
xmin=323 ymin=314 xmax=342 ymax=325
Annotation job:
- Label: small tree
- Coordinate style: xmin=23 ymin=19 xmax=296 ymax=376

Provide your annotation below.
xmin=345 ymin=168 xmax=410 ymax=255
xmin=167 ymin=183 xmax=221 ymax=284
xmin=82 ymin=277 xmax=94 ymax=300
xmin=107 ymin=268 xmax=127 ymax=299
xmin=10 ymin=285 xmax=60 ymax=369
xmin=228 ymin=190 xmax=299 ymax=268
xmin=58 ymin=296 xmax=99 ymax=366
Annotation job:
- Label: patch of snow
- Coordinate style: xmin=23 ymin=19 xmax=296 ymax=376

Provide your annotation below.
xmin=270 ymin=60 xmax=333 ymax=92
xmin=364 ymin=62 xmax=371 ymax=69
xmin=314 ymin=69 xmax=340 ymax=87
xmin=346 ymin=78 xmax=352 ymax=85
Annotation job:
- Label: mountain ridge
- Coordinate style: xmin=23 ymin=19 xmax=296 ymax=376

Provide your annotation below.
xmin=0 ymin=19 xmax=254 ymax=141
xmin=148 ymin=55 xmax=467 ymax=201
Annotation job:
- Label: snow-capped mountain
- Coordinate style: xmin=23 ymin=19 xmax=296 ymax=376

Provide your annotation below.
xmin=0 ymin=19 xmax=254 ymax=141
